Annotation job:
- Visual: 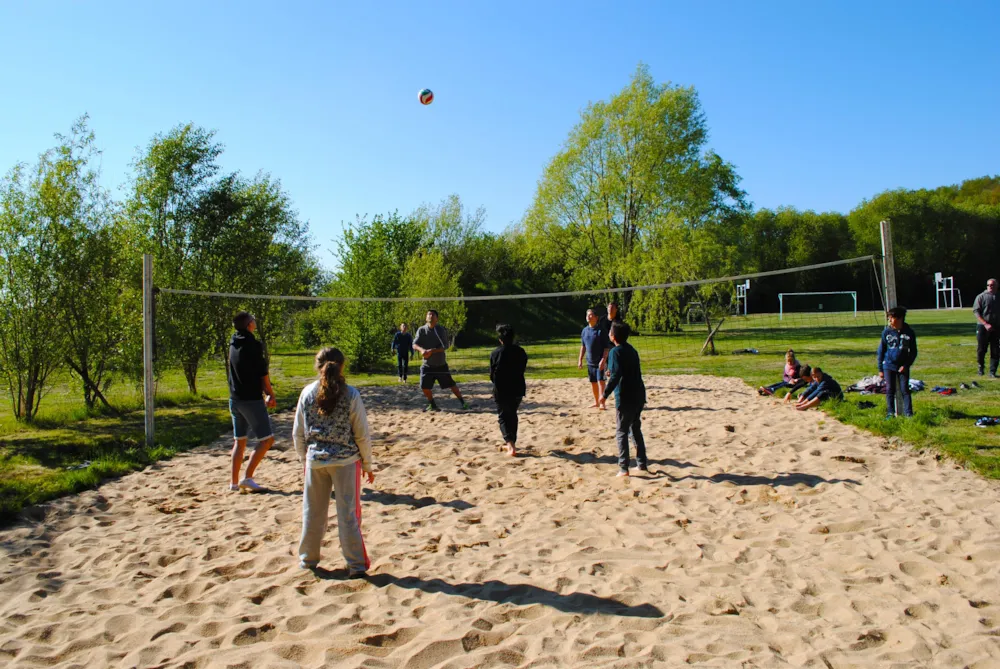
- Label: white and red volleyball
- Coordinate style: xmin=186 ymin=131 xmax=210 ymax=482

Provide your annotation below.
xmin=418 ymin=88 xmax=434 ymax=105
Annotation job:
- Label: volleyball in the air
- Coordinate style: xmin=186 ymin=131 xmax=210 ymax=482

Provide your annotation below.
xmin=418 ymin=88 xmax=434 ymax=105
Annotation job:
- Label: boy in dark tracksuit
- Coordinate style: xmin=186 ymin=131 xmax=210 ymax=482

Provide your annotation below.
xmin=602 ymin=322 xmax=648 ymax=477
xmin=489 ymin=324 xmax=528 ymax=457
xmin=390 ymin=323 xmax=414 ymax=383
xmin=877 ymin=306 xmax=918 ymax=418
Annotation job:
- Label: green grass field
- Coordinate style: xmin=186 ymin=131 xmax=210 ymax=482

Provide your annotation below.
xmin=2 ymin=307 xmax=997 ymax=524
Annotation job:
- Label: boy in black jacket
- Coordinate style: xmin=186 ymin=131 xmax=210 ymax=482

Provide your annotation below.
xmin=877 ymin=306 xmax=918 ymax=418
xmin=489 ymin=324 xmax=528 ymax=456
xmin=602 ymin=322 xmax=648 ymax=477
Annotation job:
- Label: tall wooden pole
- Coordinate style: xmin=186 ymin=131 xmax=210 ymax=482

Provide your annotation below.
xmin=880 ymin=220 xmax=897 ymax=309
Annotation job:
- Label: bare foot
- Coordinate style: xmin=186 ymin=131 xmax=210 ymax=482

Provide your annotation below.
xmin=589 ymin=403 xmax=600 ymax=408
xmin=506 ymin=444 xmax=516 ymax=457
xmin=598 ymin=402 xmax=607 ymax=411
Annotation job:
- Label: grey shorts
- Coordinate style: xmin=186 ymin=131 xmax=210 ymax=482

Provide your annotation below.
xmin=230 ymin=398 xmax=273 ymax=441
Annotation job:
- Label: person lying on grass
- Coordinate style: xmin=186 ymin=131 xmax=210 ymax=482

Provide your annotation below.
xmin=758 ymin=349 xmax=801 ymax=396
xmin=794 ymin=367 xmax=843 ymax=411
xmin=782 ymin=364 xmax=813 ymax=404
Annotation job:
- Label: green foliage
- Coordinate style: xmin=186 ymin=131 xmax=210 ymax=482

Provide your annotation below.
xmin=523 ymin=63 xmax=748 ymax=329
xmin=317 ymin=213 xmax=422 ymax=371
xmin=397 ymin=249 xmax=467 ymax=344
xmin=0 ymin=161 xmax=65 ymax=419
xmin=127 ymin=126 xmax=317 ymax=390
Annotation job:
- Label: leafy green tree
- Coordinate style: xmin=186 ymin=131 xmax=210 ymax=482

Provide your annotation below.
xmin=127 ymin=124 xmax=222 ymax=393
xmin=0 ymin=161 xmax=66 ymax=419
xmin=396 ymin=249 xmax=467 ymax=343
xmin=317 ymin=213 xmax=422 ymax=372
xmin=523 ymin=64 xmax=747 ymax=328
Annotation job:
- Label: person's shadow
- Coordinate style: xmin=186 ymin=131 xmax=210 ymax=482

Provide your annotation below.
xmin=310 ymin=571 xmax=665 ymax=618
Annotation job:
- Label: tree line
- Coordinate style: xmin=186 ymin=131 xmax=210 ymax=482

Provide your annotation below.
xmin=3 ymin=65 xmax=998 ymax=419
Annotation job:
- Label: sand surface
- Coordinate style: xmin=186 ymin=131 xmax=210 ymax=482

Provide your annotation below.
xmin=2 ymin=375 xmax=1000 ymax=668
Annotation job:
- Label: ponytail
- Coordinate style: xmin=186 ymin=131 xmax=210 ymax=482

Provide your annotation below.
xmin=314 ymin=347 xmax=346 ymax=415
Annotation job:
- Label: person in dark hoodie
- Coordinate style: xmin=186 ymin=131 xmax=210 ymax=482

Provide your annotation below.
xmin=390 ymin=323 xmax=414 ymax=383
xmin=228 ymin=311 xmax=276 ymax=493
xmin=602 ymin=322 xmax=648 ymax=477
xmin=489 ymin=323 xmax=528 ymax=457
xmin=877 ymin=306 xmax=918 ymax=418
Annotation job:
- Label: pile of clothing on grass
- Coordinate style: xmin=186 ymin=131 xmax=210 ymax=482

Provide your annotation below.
xmin=845 ymin=375 xmax=926 ymax=395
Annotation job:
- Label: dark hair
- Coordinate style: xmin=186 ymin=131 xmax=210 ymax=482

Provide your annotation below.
xmin=812 ymin=366 xmax=824 ymax=376
xmin=610 ymin=321 xmax=630 ymax=343
xmin=496 ymin=323 xmax=515 ymax=345
xmin=607 ymin=301 xmax=619 ymax=309
xmin=799 ymin=364 xmax=812 ymax=378
xmin=426 ymin=309 xmax=439 ymax=318
xmin=315 ymin=347 xmax=346 ymax=415
xmin=887 ymin=306 xmax=907 ymax=320
xmin=233 ymin=311 xmax=254 ymax=331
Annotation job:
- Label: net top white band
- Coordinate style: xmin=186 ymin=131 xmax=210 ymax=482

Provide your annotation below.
xmin=157 ymin=255 xmax=877 ymax=303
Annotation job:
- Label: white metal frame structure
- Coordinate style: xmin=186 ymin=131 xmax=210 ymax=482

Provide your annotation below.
xmin=934 ymin=272 xmax=963 ymax=309
xmin=778 ymin=291 xmax=857 ymax=320
xmin=735 ymin=280 xmax=750 ymax=316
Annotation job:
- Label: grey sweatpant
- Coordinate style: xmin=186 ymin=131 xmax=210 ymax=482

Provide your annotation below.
xmin=298 ymin=460 xmax=370 ymax=572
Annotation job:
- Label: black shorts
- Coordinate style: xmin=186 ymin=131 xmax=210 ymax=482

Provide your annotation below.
xmin=586 ymin=365 xmax=602 ymax=383
xmin=420 ymin=365 xmax=456 ymax=390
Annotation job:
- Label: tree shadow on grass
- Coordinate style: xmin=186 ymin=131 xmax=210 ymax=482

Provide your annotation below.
xmin=310 ymin=572 xmax=665 ymax=618
xmin=361 ymin=489 xmax=474 ymax=511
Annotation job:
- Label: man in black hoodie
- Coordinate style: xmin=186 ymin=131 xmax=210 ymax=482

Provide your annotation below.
xmin=489 ymin=323 xmax=528 ymax=457
xmin=228 ymin=311 xmax=276 ymax=493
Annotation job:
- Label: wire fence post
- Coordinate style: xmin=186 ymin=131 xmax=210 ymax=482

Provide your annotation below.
xmin=143 ymin=254 xmax=155 ymax=448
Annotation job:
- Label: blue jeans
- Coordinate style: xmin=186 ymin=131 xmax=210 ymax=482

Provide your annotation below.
xmin=885 ymin=369 xmax=912 ymax=417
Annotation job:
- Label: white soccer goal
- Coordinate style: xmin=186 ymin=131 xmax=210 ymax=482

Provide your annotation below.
xmin=778 ymin=291 xmax=857 ymax=320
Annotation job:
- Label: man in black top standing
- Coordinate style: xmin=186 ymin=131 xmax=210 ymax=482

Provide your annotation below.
xmin=598 ymin=301 xmax=623 ymax=339
xmin=973 ymin=278 xmax=999 ymax=377
xmin=489 ymin=323 xmax=528 ymax=457
xmin=228 ymin=311 xmax=277 ymax=492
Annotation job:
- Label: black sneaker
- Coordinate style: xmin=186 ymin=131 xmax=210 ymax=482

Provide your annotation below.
xmin=637 ymin=465 xmax=650 ymax=473
xmin=424 ymin=403 xmax=439 ymax=413
xmin=979 ymin=367 xmax=985 ymax=376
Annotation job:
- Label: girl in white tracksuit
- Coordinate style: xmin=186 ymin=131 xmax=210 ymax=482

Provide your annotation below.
xmin=293 ymin=347 xmax=375 ymax=574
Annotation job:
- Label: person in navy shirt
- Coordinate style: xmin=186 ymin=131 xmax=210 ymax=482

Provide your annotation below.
xmin=578 ymin=308 xmax=610 ymax=410
xmin=390 ymin=323 xmax=414 ymax=383
xmin=877 ymin=306 xmax=918 ymax=418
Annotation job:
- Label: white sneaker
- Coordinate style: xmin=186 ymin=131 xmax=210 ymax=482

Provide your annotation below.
xmin=239 ymin=477 xmax=264 ymax=492
xmin=227 ymin=483 xmax=239 ymax=492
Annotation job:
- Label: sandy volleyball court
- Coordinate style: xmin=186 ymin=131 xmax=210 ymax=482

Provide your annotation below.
xmin=1 ymin=375 xmax=999 ymax=668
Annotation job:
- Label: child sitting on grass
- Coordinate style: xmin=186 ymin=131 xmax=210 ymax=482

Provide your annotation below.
xmin=758 ymin=349 xmax=801 ymax=396
xmin=794 ymin=367 xmax=843 ymax=411
xmin=782 ymin=364 xmax=813 ymax=403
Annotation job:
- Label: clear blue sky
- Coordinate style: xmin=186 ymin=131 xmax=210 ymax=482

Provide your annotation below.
xmin=2 ymin=1 xmax=997 ymax=269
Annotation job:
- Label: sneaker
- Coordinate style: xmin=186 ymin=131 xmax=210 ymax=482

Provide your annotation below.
xmin=424 ymin=403 xmax=439 ymax=413
xmin=348 ymin=569 xmax=367 ymax=579
xmin=616 ymin=469 xmax=630 ymax=477
xmin=972 ymin=381 xmax=981 ymax=388
xmin=460 ymin=401 xmax=470 ymax=410
xmin=991 ymin=373 xmax=998 ymax=379
xmin=239 ymin=477 xmax=264 ymax=492
xmin=637 ymin=465 xmax=650 ymax=473
xmin=227 ymin=483 xmax=239 ymax=492
xmin=979 ymin=367 xmax=985 ymax=376
xmin=299 ymin=560 xmax=318 ymax=570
